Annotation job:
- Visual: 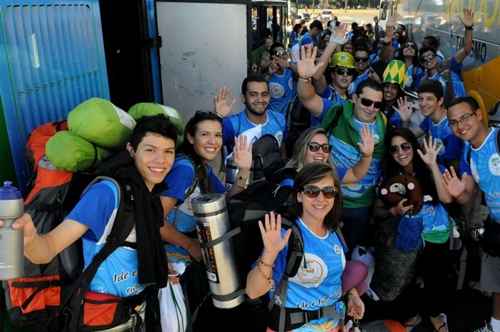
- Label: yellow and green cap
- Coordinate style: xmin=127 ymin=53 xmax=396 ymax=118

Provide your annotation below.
xmin=330 ymin=51 xmax=355 ymax=69
xmin=383 ymin=60 xmax=406 ymax=86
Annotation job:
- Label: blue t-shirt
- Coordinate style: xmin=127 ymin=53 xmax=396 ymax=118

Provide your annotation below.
xmin=66 ymin=181 xmax=144 ymax=298
xmin=421 ymin=57 xmax=466 ymax=99
xmin=269 ymin=68 xmax=296 ymax=115
xmin=314 ymin=88 xmax=349 ymax=128
xmin=223 ymin=109 xmax=286 ymax=153
xmin=316 ymin=101 xmax=384 ymax=206
xmin=349 ymin=69 xmax=370 ymax=96
xmin=404 ymin=64 xmax=425 ymax=91
xmin=162 ymin=156 xmax=225 ymax=233
xmin=271 ymin=219 xmax=346 ymax=328
xmin=420 ymin=116 xmax=464 ymax=170
xmin=465 ymin=128 xmax=500 ymax=222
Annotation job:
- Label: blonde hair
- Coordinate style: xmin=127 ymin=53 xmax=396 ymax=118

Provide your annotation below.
xmin=285 ymin=127 xmax=336 ymax=172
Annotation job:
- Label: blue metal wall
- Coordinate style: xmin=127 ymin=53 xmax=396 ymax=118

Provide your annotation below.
xmin=0 ymin=0 xmax=110 ymax=190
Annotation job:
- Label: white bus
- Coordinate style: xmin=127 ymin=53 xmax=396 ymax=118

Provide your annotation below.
xmin=379 ymin=0 xmax=500 ymax=118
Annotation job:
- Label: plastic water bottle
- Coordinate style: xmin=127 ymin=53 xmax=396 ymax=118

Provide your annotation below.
xmin=0 ymin=181 xmax=24 ymax=280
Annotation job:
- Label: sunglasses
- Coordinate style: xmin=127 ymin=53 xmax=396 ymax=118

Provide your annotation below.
xmin=308 ymin=142 xmax=331 ymax=153
xmin=404 ymin=43 xmax=416 ymax=49
xmin=335 ymin=67 xmax=355 ymax=76
xmin=360 ymin=97 xmax=383 ymax=109
xmin=355 ymin=57 xmax=369 ymax=63
xmin=302 ymin=185 xmax=337 ymax=199
xmin=272 ymin=49 xmax=288 ymax=57
xmin=390 ymin=142 xmax=412 ymax=154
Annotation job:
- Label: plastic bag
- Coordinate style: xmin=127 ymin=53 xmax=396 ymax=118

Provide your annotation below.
xmin=160 ymin=281 xmax=188 ymax=332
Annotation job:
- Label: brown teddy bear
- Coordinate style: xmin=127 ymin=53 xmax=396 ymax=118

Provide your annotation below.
xmin=379 ymin=174 xmax=424 ymax=215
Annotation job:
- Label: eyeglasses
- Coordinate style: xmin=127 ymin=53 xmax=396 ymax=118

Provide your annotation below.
xmin=335 ymin=67 xmax=355 ymax=76
xmin=448 ymin=112 xmax=476 ymax=128
xmin=404 ymin=43 xmax=416 ymax=49
xmin=302 ymin=185 xmax=337 ymax=199
xmin=360 ymin=97 xmax=383 ymax=109
xmin=355 ymin=56 xmax=369 ymax=63
xmin=390 ymin=142 xmax=412 ymax=154
xmin=308 ymin=142 xmax=331 ymax=153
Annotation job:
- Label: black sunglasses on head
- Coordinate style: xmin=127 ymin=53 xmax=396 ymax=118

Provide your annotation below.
xmin=360 ymin=97 xmax=383 ymax=109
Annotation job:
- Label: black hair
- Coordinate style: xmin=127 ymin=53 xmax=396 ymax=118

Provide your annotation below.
xmin=241 ymin=74 xmax=268 ymax=95
xmin=383 ymin=128 xmax=438 ymax=200
xmin=293 ymin=23 xmax=302 ymax=33
xmin=423 ymin=35 xmax=440 ymax=50
xmin=420 ymin=46 xmax=437 ymax=57
xmin=448 ymin=96 xmax=480 ymax=112
xmin=417 ymin=79 xmax=444 ymax=100
xmin=292 ymin=162 xmax=342 ymax=230
xmin=309 ymin=20 xmax=323 ymax=31
xmin=356 ymin=78 xmax=383 ymax=96
xmin=129 ymin=114 xmax=178 ymax=151
xmin=179 ymin=111 xmax=223 ymax=193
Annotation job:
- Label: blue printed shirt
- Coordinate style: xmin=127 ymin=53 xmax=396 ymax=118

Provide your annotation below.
xmin=272 ymin=219 xmax=346 ymax=315
xmin=223 ymin=109 xmax=286 ymax=153
xmin=465 ymin=128 xmax=500 ymax=222
xmin=67 ymin=181 xmax=144 ymax=297
xmin=420 ymin=116 xmax=464 ymax=170
xmin=269 ymin=68 xmax=296 ymax=115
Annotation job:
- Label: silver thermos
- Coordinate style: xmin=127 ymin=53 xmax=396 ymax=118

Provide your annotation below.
xmin=0 ymin=181 xmax=24 ymax=280
xmin=191 ymin=193 xmax=244 ymax=309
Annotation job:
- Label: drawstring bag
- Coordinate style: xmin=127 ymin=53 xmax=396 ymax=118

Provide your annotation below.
xmin=395 ymin=215 xmax=423 ymax=252
xmin=159 ymin=282 xmax=187 ymax=332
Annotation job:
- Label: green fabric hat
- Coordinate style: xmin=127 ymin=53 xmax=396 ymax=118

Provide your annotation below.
xmin=383 ymin=60 xmax=406 ymax=86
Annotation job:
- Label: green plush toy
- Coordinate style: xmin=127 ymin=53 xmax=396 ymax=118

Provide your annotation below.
xmin=46 ymin=131 xmax=111 ymax=172
xmin=128 ymin=103 xmax=184 ymax=145
xmin=68 ymin=98 xmax=136 ymax=149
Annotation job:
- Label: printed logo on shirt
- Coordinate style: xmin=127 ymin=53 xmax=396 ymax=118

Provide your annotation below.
xmin=290 ymin=253 xmax=328 ymax=288
xmin=489 ymin=153 xmax=500 ymax=176
xmin=334 ymin=244 xmax=342 ymax=255
xmin=269 ymin=82 xmax=285 ymax=99
xmin=435 ymin=138 xmax=445 ymax=155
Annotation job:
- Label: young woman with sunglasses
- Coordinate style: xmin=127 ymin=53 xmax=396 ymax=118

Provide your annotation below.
xmin=371 ymin=128 xmax=453 ymax=332
xmin=160 ymin=111 xmax=252 ymax=262
xmin=397 ymin=41 xmax=424 ymax=91
xmin=246 ymin=163 xmax=365 ymax=332
xmin=284 ymin=127 xmax=374 ymax=185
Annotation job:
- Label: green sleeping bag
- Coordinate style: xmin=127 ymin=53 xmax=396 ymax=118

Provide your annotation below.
xmin=46 ymin=131 xmax=111 ymax=172
xmin=128 ymin=103 xmax=184 ymax=144
xmin=68 ymin=98 xmax=136 ymax=149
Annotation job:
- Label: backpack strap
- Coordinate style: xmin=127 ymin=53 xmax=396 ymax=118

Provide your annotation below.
xmin=60 ymin=176 xmax=138 ymax=332
xmin=269 ymin=219 xmax=304 ymax=332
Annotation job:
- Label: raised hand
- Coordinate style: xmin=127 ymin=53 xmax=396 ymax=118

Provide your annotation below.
xmin=417 ymin=136 xmax=443 ymax=167
xmin=460 ymin=8 xmax=474 ymax=27
xmin=397 ymin=97 xmax=413 ymax=123
xmin=233 ymin=135 xmax=252 ymax=171
xmin=358 ymin=126 xmax=374 ymax=158
xmin=214 ymin=86 xmax=235 ymax=118
xmin=328 ymin=23 xmax=348 ymax=44
xmin=258 ymin=212 xmax=291 ymax=257
xmin=297 ymin=46 xmax=323 ymax=79
xmin=443 ymin=166 xmax=467 ymax=198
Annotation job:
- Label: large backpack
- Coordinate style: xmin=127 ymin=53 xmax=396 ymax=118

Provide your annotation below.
xmin=284 ymin=96 xmax=311 ymax=158
xmin=2 ymin=123 xmax=141 ymax=331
